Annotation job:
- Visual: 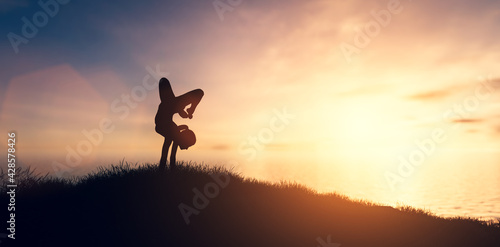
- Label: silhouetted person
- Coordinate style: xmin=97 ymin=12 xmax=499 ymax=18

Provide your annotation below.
xmin=155 ymin=78 xmax=204 ymax=170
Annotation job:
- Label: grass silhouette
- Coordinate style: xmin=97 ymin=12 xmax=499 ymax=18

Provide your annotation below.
xmin=1 ymin=161 xmax=499 ymax=247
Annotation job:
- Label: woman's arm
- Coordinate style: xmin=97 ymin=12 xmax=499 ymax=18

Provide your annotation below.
xmin=170 ymin=142 xmax=178 ymax=167
xmin=175 ymin=89 xmax=204 ymax=119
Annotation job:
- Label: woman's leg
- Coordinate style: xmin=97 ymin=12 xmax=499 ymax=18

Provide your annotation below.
xmin=159 ymin=78 xmax=175 ymax=103
xmin=159 ymin=137 xmax=172 ymax=171
xmin=175 ymin=89 xmax=204 ymax=118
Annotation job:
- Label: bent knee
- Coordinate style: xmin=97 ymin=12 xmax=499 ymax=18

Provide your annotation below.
xmin=194 ymin=89 xmax=204 ymax=97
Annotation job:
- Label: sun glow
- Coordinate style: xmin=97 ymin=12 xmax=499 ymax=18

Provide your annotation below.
xmin=318 ymin=97 xmax=410 ymax=156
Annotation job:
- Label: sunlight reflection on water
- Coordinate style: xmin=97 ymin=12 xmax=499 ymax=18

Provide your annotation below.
xmin=308 ymin=151 xmax=500 ymax=222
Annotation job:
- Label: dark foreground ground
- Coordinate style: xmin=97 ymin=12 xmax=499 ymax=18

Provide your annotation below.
xmin=0 ymin=162 xmax=499 ymax=247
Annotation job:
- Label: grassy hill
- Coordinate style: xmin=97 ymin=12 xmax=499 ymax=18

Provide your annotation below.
xmin=1 ymin=162 xmax=499 ymax=247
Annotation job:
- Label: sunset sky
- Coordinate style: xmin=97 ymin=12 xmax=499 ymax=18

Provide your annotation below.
xmin=1 ymin=0 xmax=500 ymax=200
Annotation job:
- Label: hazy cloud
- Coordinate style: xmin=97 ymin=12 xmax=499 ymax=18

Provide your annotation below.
xmin=407 ymin=89 xmax=455 ymax=101
xmin=451 ymin=118 xmax=483 ymax=124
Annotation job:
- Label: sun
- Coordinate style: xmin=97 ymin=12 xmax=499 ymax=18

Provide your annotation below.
xmin=315 ymin=97 xmax=412 ymax=167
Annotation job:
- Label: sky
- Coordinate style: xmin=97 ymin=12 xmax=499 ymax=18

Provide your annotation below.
xmin=1 ymin=0 xmax=500 ymax=197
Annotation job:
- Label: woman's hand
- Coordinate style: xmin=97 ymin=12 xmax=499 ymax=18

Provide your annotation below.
xmin=178 ymin=110 xmax=189 ymax=118
xmin=178 ymin=125 xmax=188 ymax=131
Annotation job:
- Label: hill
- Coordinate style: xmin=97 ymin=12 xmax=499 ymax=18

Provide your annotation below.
xmin=1 ymin=162 xmax=499 ymax=247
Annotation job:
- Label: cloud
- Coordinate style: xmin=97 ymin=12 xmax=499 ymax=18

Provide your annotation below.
xmin=407 ymin=89 xmax=455 ymax=101
xmin=485 ymin=77 xmax=500 ymax=89
xmin=406 ymin=77 xmax=500 ymax=102
xmin=451 ymin=118 xmax=483 ymax=124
